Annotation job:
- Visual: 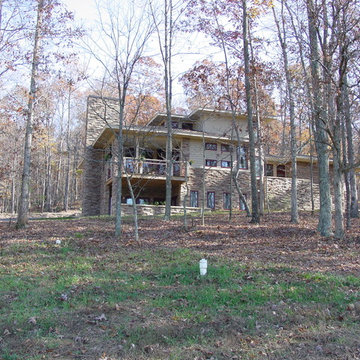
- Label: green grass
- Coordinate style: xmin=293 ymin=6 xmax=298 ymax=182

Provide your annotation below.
xmin=1 ymin=239 xmax=359 ymax=359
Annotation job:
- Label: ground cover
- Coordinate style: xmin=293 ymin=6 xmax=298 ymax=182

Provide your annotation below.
xmin=0 ymin=212 xmax=359 ymax=359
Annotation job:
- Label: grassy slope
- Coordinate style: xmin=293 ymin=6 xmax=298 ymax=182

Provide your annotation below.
xmin=0 ymin=213 xmax=359 ymax=360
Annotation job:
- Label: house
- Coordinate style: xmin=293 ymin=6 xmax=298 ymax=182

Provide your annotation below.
xmin=82 ymin=95 xmax=340 ymax=216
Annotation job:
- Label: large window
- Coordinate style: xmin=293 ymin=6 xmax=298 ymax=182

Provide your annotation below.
xmin=277 ymin=164 xmax=286 ymax=177
xmin=221 ymin=160 xmax=231 ymax=168
xmin=207 ymin=191 xmax=215 ymax=209
xmin=237 ymin=146 xmax=248 ymax=169
xmin=125 ymin=197 xmax=150 ymax=205
xmin=205 ymin=159 xmax=217 ymax=167
xmin=205 ymin=142 xmax=217 ymax=151
xmin=223 ymin=193 xmax=231 ymax=210
xmin=190 ymin=191 xmax=198 ymax=207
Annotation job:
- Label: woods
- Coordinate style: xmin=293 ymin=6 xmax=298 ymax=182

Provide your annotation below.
xmin=0 ymin=0 xmax=359 ymax=239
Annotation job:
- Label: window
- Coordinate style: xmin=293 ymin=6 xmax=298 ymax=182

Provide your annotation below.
xmin=237 ymin=146 xmax=248 ymax=169
xmin=125 ymin=197 xmax=149 ymax=205
xmin=207 ymin=191 xmax=215 ymax=209
xmin=255 ymin=158 xmax=261 ymax=176
xmin=171 ymin=121 xmax=179 ymax=129
xmin=240 ymin=195 xmax=247 ymax=211
xmin=277 ymin=164 xmax=286 ymax=177
xmin=265 ymin=164 xmax=274 ymax=176
xmin=223 ymin=193 xmax=231 ymax=210
xmin=124 ymin=147 xmax=135 ymax=157
xmin=221 ymin=144 xmax=230 ymax=152
xmin=182 ymin=122 xmax=193 ymax=130
xmin=137 ymin=198 xmax=149 ymax=205
xmin=221 ymin=160 xmax=231 ymax=168
xmin=205 ymin=159 xmax=217 ymax=167
xmin=125 ymin=158 xmax=134 ymax=173
xmin=190 ymin=191 xmax=198 ymax=207
xmin=173 ymin=163 xmax=180 ymax=176
xmin=205 ymin=142 xmax=217 ymax=151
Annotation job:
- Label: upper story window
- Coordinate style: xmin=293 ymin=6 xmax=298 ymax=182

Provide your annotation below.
xmin=277 ymin=164 xmax=286 ymax=177
xmin=182 ymin=122 xmax=193 ymax=130
xmin=265 ymin=164 xmax=274 ymax=176
xmin=104 ymin=145 xmax=112 ymax=161
xmin=221 ymin=144 xmax=231 ymax=152
xmin=205 ymin=159 xmax=217 ymax=167
xmin=171 ymin=121 xmax=179 ymax=129
xmin=205 ymin=142 xmax=217 ymax=151
xmin=237 ymin=146 xmax=248 ymax=169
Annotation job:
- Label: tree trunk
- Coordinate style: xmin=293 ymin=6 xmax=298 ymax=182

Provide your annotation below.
xmin=243 ymin=0 xmax=259 ymax=223
xmin=342 ymin=75 xmax=358 ymax=218
xmin=306 ymin=0 xmax=332 ymax=237
xmin=164 ymin=0 xmax=173 ymax=221
xmin=125 ymin=174 xmax=139 ymax=242
xmin=273 ymin=3 xmax=298 ymax=223
xmin=249 ymin=32 xmax=264 ymax=216
xmin=115 ymin=98 xmax=124 ymax=237
xmin=201 ymin=123 xmax=206 ymax=226
xmin=64 ymin=85 xmax=71 ymax=211
xmin=16 ymin=0 xmax=44 ymax=228
xmin=183 ymin=161 xmax=189 ymax=230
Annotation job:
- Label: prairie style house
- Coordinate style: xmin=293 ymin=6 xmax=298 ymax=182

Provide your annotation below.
xmin=82 ymin=95 xmax=337 ymax=216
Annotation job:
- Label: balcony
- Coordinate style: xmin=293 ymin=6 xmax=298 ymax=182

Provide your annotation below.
xmin=105 ymin=158 xmax=186 ymax=183
xmin=124 ymin=158 xmax=186 ymax=178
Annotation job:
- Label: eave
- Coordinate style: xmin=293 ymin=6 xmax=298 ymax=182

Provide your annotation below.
xmin=92 ymin=125 xmax=249 ymax=149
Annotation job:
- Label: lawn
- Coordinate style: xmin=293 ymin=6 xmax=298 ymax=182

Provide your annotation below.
xmin=0 ymin=212 xmax=359 ymax=359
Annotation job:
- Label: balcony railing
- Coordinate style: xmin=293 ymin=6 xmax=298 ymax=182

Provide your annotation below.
xmin=124 ymin=157 xmax=185 ymax=177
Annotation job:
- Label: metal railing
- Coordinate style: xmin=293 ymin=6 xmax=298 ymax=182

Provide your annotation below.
xmin=124 ymin=157 xmax=185 ymax=177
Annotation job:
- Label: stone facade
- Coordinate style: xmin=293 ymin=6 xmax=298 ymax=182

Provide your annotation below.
xmin=180 ymin=167 xmax=251 ymax=210
xmin=82 ymin=96 xmax=336 ymax=216
xmin=86 ymin=96 xmax=119 ymax=146
xmin=82 ymin=147 xmax=105 ymax=216
xmin=265 ymin=177 xmax=320 ymax=211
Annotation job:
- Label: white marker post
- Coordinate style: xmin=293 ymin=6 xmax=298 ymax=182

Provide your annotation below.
xmin=199 ymin=259 xmax=207 ymax=276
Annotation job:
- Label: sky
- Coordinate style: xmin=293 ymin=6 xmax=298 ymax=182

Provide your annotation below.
xmin=61 ymin=0 xmax=218 ymax=109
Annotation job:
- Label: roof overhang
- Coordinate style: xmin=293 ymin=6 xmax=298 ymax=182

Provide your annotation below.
xmin=92 ymin=125 xmax=248 ymax=149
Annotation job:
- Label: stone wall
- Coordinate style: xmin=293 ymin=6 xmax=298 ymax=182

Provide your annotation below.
xmin=180 ymin=167 xmax=251 ymax=210
xmin=265 ymin=177 xmax=320 ymax=211
xmin=82 ymin=147 xmax=104 ymax=216
xmin=86 ymin=96 xmax=119 ymax=146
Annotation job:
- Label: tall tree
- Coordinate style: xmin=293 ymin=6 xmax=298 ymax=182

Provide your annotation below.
xmin=306 ymin=0 xmax=332 ymax=237
xmin=243 ymin=0 xmax=259 ymax=223
xmin=16 ymin=0 xmax=44 ymax=228
xmin=85 ymin=0 xmax=153 ymax=237
xmin=150 ymin=0 xmax=181 ymax=221
xmin=273 ymin=1 xmax=299 ymax=223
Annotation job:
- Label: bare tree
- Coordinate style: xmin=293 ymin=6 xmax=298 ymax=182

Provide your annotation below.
xmin=273 ymin=1 xmax=299 ymax=223
xmin=16 ymin=0 xmax=44 ymax=228
xmin=84 ymin=0 xmax=153 ymax=237
xmin=243 ymin=0 xmax=259 ymax=223
xmin=150 ymin=0 xmax=185 ymax=221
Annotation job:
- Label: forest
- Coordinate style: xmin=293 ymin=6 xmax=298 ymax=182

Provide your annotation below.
xmin=0 ymin=0 xmax=359 ymax=239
